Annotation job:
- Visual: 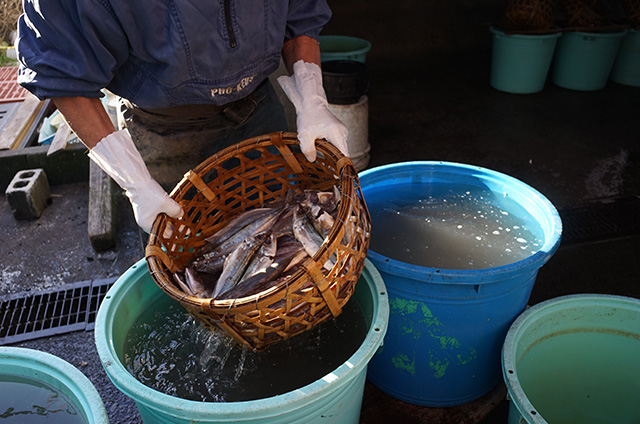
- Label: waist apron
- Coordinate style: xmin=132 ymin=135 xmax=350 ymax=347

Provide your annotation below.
xmin=116 ymin=79 xmax=289 ymax=191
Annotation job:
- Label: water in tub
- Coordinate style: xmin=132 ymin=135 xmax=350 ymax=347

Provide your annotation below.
xmin=123 ymin=295 xmax=368 ymax=402
xmin=366 ymin=182 xmax=544 ymax=269
xmin=0 ymin=375 xmax=87 ymax=423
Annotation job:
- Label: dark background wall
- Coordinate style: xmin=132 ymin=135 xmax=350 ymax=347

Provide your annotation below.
xmin=322 ymin=1 xmax=506 ymax=61
xmin=322 ymin=1 xmax=630 ymax=62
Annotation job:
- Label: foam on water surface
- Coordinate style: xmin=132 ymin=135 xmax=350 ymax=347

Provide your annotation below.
xmin=366 ymin=182 xmax=544 ymax=269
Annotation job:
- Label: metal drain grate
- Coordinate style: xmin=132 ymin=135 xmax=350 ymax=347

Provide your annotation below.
xmin=0 ymin=278 xmax=116 ymax=345
xmin=559 ymin=195 xmax=640 ymax=245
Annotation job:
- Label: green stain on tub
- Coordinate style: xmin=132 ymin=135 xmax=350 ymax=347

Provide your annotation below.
xmin=390 ymin=298 xmax=419 ymax=315
xmin=457 ymin=349 xmax=477 ymax=365
xmin=418 ymin=303 xmax=441 ymax=328
xmin=390 ymin=298 xmax=424 ymax=339
xmin=389 ymin=297 xmax=477 ymax=378
xmin=428 ymin=352 xmax=450 ymax=378
xmin=391 ymin=352 xmax=416 ymax=375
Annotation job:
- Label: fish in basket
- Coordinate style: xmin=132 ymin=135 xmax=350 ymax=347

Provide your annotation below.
xmin=145 ymin=132 xmax=371 ymax=351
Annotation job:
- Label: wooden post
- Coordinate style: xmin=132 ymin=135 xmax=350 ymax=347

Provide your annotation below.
xmin=88 ymin=160 xmax=117 ymax=251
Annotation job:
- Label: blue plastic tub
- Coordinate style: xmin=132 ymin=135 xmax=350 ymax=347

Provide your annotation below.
xmin=0 ymin=347 xmax=109 ymax=423
xmin=503 ymin=294 xmax=640 ymax=423
xmin=611 ymin=29 xmax=640 ymax=87
xmin=490 ymin=26 xmax=562 ymax=94
xmin=320 ymin=35 xmax=371 ymax=63
xmin=95 ymin=258 xmax=388 ymax=423
xmin=551 ymin=30 xmax=626 ymax=91
xmin=360 ymin=161 xmax=562 ymax=407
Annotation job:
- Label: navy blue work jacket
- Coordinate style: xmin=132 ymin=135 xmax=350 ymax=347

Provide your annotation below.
xmin=17 ymin=0 xmax=331 ymax=108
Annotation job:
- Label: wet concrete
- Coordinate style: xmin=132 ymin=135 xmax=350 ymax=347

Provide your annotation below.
xmin=0 ymin=182 xmax=141 ymax=297
xmin=1 ymin=47 xmax=639 ymax=424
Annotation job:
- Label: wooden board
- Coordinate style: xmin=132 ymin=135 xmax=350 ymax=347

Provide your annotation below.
xmin=88 ymin=160 xmax=117 ymax=251
xmin=47 ymin=121 xmax=72 ymax=156
xmin=0 ymin=95 xmax=51 ymax=150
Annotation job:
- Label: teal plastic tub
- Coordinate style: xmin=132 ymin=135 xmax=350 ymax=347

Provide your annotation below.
xmin=320 ymin=35 xmax=371 ymax=63
xmin=502 ymin=294 xmax=640 ymax=423
xmin=611 ymin=29 xmax=640 ymax=87
xmin=490 ymin=26 xmax=561 ymax=94
xmin=0 ymin=347 xmax=109 ymax=423
xmin=95 ymin=258 xmax=388 ymax=424
xmin=360 ymin=161 xmax=562 ymax=407
xmin=551 ymin=30 xmax=626 ymax=91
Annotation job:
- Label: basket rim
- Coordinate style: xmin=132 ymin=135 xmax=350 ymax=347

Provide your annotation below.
xmin=145 ymin=131 xmax=368 ymax=310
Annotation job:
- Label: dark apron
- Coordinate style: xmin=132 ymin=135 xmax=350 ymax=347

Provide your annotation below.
xmin=117 ymin=79 xmax=288 ymax=191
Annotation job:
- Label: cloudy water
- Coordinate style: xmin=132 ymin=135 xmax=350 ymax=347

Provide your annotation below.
xmin=516 ymin=331 xmax=640 ymax=424
xmin=123 ymin=296 xmax=368 ymax=402
xmin=0 ymin=375 xmax=87 ymax=423
xmin=366 ymin=182 xmax=544 ymax=269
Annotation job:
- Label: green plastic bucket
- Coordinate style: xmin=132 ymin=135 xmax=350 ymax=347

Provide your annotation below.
xmin=502 ymin=294 xmax=640 ymax=423
xmin=0 ymin=347 xmax=109 ymax=423
xmin=490 ymin=26 xmax=562 ymax=94
xmin=611 ymin=29 xmax=640 ymax=87
xmin=95 ymin=258 xmax=388 ymax=424
xmin=551 ymin=30 xmax=626 ymax=91
xmin=320 ymin=35 xmax=371 ymax=63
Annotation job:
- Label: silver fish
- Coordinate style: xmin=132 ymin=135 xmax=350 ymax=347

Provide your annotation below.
xmin=274 ymin=235 xmax=309 ymax=273
xmin=300 ymin=199 xmax=335 ymax=238
xmin=270 ymin=205 xmax=295 ymax=238
xmin=173 ymin=271 xmax=193 ymax=295
xmin=212 ymin=231 xmax=270 ymax=298
xmin=205 ymin=207 xmax=277 ymax=247
xmin=313 ymin=186 xmax=341 ymax=214
xmin=292 ymin=205 xmax=335 ymax=271
xmin=208 ymin=207 xmax=284 ymax=256
xmin=190 ymin=209 xmax=283 ymax=272
xmin=173 ymin=269 xmax=216 ymax=298
xmin=185 ymin=209 xmax=276 ymax=264
xmin=189 ymin=249 xmax=228 ymax=275
xmin=178 ymin=189 xmax=343 ymax=301
xmin=284 ymin=249 xmax=309 ymax=273
xmin=185 ymin=267 xmax=214 ymax=298
xmin=218 ymin=239 xmax=305 ymax=300
xmin=238 ymin=231 xmax=277 ymax=284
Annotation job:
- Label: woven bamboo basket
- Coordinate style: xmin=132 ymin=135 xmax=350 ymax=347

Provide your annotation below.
xmin=144 ymin=132 xmax=371 ymax=351
xmin=500 ymin=0 xmax=558 ymax=31
xmin=623 ymin=0 xmax=640 ymax=27
xmin=559 ymin=0 xmax=613 ymax=27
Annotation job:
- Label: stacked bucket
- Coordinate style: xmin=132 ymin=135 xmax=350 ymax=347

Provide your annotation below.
xmin=319 ymin=35 xmax=372 ymax=171
xmin=490 ymin=0 xmax=640 ymax=93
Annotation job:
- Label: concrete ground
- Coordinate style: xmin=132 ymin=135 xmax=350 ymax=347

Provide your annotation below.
xmin=1 ymin=50 xmax=639 ymax=423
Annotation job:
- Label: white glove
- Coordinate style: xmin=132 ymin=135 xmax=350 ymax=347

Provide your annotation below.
xmin=88 ymin=129 xmax=183 ymax=233
xmin=277 ymin=60 xmax=349 ymax=162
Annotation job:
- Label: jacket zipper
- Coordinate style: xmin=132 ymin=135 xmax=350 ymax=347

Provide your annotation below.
xmin=224 ymin=0 xmax=237 ymax=48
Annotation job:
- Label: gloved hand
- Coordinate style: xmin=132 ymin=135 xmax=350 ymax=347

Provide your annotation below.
xmin=88 ymin=129 xmax=183 ymax=233
xmin=277 ymin=60 xmax=349 ymax=162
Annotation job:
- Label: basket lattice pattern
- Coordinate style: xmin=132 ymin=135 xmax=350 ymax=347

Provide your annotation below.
xmin=145 ymin=132 xmax=371 ymax=351
xmin=559 ymin=0 xmax=614 ymax=26
xmin=500 ymin=0 xmax=558 ymax=31
xmin=623 ymin=0 xmax=640 ymax=27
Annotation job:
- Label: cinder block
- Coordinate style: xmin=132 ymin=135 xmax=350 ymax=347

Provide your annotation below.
xmin=5 ymin=168 xmax=50 ymax=220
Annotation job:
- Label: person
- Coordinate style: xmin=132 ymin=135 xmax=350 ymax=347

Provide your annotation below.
xmin=16 ymin=0 xmax=348 ymax=233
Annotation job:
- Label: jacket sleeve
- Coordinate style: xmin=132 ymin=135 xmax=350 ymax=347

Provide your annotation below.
xmin=285 ymin=0 xmax=332 ymax=42
xmin=16 ymin=0 xmax=128 ymax=100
